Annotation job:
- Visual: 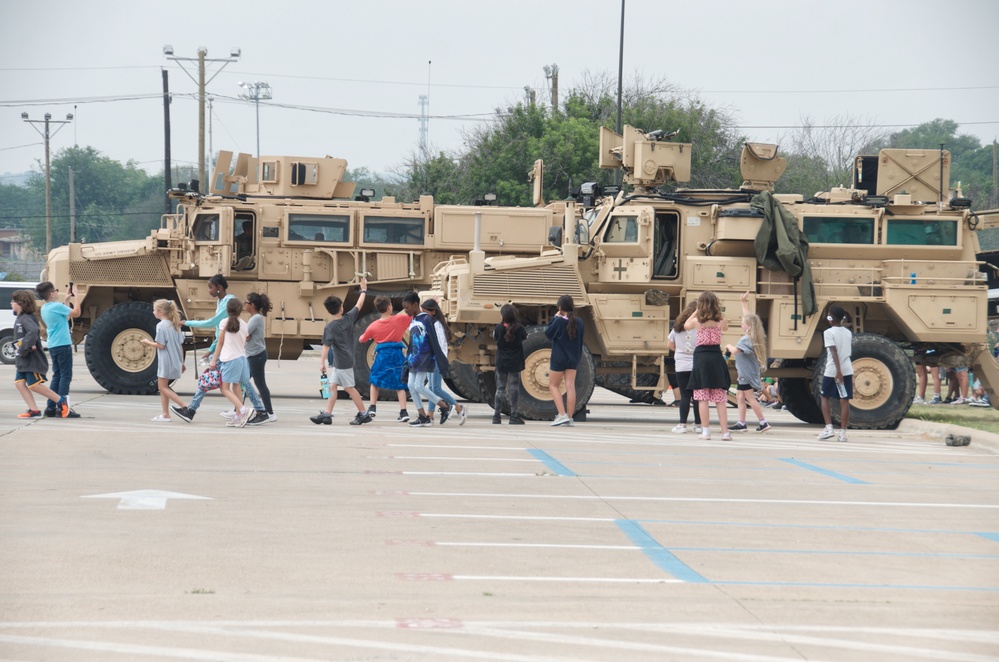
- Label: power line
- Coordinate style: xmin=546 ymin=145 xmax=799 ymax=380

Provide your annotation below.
xmin=736 ymin=120 xmax=999 ymax=130
xmin=700 ymin=84 xmax=999 ymax=94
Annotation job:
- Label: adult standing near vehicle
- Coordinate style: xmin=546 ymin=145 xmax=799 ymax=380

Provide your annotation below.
xmin=36 ymin=281 xmax=83 ymax=418
xmin=547 ymin=295 xmax=584 ymax=427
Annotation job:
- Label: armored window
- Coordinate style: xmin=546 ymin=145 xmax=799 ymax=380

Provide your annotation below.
xmin=290 ymin=162 xmax=318 ymax=186
xmin=287 ymin=213 xmax=350 ymax=243
xmin=802 ymin=216 xmax=875 ymax=244
xmin=192 ymin=213 xmax=220 ymax=241
xmin=604 ymin=216 xmax=638 ymax=243
xmin=363 ymin=215 xmax=425 ymax=245
xmin=261 ymin=161 xmax=278 ymax=183
xmin=885 ymin=219 xmax=958 ymax=246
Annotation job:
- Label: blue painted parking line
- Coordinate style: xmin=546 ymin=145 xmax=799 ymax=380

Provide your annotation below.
xmin=976 ymin=532 xmax=999 ymax=543
xmin=780 ymin=458 xmax=868 ymax=484
xmin=615 ymin=520 xmax=707 ymax=583
xmin=526 ymin=449 xmax=576 ymax=476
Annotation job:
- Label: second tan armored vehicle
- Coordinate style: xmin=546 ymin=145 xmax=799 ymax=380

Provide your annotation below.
xmin=426 ymin=126 xmax=999 ymax=428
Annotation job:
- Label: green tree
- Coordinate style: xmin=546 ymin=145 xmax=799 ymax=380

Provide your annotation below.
xmin=19 ymin=146 xmax=162 ymax=250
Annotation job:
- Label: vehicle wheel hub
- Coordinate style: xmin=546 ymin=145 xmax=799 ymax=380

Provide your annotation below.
xmin=112 ymin=329 xmax=155 ymax=373
xmin=524 ymin=349 xmax=555 ymax=400
xmin=850 ymin=357 xmax=893 ymax=411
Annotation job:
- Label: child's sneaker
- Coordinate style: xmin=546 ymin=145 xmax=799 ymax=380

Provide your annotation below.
xmin=396 ymin=410 xmax=410 ymax=423
xmin=409 ymin=414 xmax=433 ymax=427
xmin=837 ymin=429 xmax=848 ymax=442
xmin=509 ymin=416 xmax=525 ymax=425
xmin=366 ymin=405 xmax=377 ymax=418
xmin=43 ymin=406 xmax=57 ymax=418
xmin=927 ymin=394 xmax=943 ymax=405
xmin=220 ymin=409 xmax=237 ymax=420
xmin=151 ymin=415 xmax=172 ymax=422
xmin=755 ymin=421 xmax=772 ymax=433
xmin=458 ymin=405 xmax=468 ymax=426
xmin=65 ymin=409 xmax=81 ymax=419
xmin=350 ymin=412 xmax=373 ymax=426
xmin=57 ymin=398 xmax=70 ymax=418
xmin=949 ymin=397 xmax=967 ymax=406
xmin=17 ymin=409 xmax=41 ymax=419
xmin=267 ymin=412 xmax=278 ymax=422
xmin=246 ymin=411 xmax=269 ymax=426
xmin=699 ymin=430 xmax=711 ymax=440
xmin=912 ymin=396 xmax=925 ymax=405
xmin=439 ymin=405 xmax=452 ymax=425
xmin=729 ymin=421 xmax=748 ymax=432
xmin=171 ymin=405 xmax=195 ymax=422
xmin=550 ymin=413 xmax=571 ymax=427
xmin=492 ymin=415 xmax=502 ymax=424
xmin=671 ymin=423 xmax=687 ymax=433
xmin=310 ymin=411 xmax=333 ymax=425
xmin=720 ymin=432 xmax=733 ymax=441
xmin=238 ymin=407 xmax=254 ymax=427
xmin=817 ymin=426 xmax=835 ymax=440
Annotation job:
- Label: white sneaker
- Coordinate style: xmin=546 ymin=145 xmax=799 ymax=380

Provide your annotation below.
xmin=699 ymin=430 xmax=711 ymax=440
xmin=721 ymin=432 xmax=733 ymax=441
xmin=220 ymin=409 xmax=237 ymax=420
xmin=267 ymin=412 xmax=277 ymax=422
xmin=912 ymin=396 xmax=925 ymax=405
xmin=817 ymin=427 xmax=835 ymax=440
xmin=950 ymin=397 xmax=967 ymax=406
xmin=550 ymin=413 xmax=571 ymax=427
xmin=837 ymin=430 xmax=848 ymax=442
xmin=693 ymin=425 xmax=703 ymax=434
xmin=671 ymin=424 xmax=687 ymax=433
xmin=151 ymin=415 xmax=171 ymax=422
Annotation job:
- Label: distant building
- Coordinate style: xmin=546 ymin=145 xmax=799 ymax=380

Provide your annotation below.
xmin=0 ymin=228 xmax=39 ymax=261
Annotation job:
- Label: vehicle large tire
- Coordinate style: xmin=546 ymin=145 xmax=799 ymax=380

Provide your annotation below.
xmin=779 ymin=376 xmax=824 ymax=424
xmin=810 ymin=332 xmax=915 ymax=430
xmin=446 ymin=363 xmax=486 ymax=403
xmin=0 ymin=330 xmax=17 ymax=365
xmin=85 ymin=301 xmax=159 ymax=395
xmin=596 ymin=366 xmax=665 ymax=405
xmin=506 ymin=325 xmax=596 ymax=421
xmin=352 ymin=311 xmax=397 ymax=401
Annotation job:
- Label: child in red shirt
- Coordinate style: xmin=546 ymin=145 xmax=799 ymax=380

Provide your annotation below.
xmin=360 ymin=296 xmax=412 ymax=422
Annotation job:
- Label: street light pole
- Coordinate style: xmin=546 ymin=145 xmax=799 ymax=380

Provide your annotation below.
xmin=238 ymin=81 xmax=272 ymax=157
xmin=22 ymin=111 xmax=73 ymax=255
xmin=163 ymin=45 xmax=241 ymax=189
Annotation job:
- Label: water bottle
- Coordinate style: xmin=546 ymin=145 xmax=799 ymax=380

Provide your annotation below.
xmin=836 ymin=380 xmax=848 ymax=399
xmin=910 ymin=272 xmax=917 ymax=285
xmin=320 ymin=372 xmax=331 ymax=399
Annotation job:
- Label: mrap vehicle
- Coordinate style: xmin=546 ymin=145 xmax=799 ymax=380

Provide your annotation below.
xmin=43 ymin=150 xmax=578 ymax=401
xmin=426 ymin=126 xmax=999 ymax=428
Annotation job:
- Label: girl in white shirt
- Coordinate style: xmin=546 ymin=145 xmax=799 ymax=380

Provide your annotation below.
xmin=210 ymin=298 xmax=253 ymax=427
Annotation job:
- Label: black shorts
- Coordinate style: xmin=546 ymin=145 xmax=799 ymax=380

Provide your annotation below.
xmin=821 ymin=375 xmax=853 ymax=399
xmin=736 ymin=383 xmax=754 ymax=392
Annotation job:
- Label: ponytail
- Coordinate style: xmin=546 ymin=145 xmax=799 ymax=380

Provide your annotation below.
xmin=557 ymin=295 xmax=579 ymax=339
xmin=501 ymin=303 xmax=522 ymax=342
xmin=225 ymin=298 xmax=242 ymax=333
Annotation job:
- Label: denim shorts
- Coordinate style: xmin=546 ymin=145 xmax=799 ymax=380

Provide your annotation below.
xmin=220 ymin=356 xmax=250 ymax=384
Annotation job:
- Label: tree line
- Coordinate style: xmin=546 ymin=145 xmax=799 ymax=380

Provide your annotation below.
xmin=1 ymin=74 xmax=995 ymax=255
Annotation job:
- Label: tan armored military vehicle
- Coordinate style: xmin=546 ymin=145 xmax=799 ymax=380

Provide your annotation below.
xmin=427 ymin=126 xmax=999 ymax=428
xmin=43 ymin=150 xmax=570 ymax=399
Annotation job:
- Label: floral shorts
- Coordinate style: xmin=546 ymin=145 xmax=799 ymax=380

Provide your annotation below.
xmin=694 ymin=388 xmax=728 ymax=403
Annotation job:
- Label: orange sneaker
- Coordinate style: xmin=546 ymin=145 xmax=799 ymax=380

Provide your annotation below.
xmin=17 ymin=410 xmax=41 ymax=419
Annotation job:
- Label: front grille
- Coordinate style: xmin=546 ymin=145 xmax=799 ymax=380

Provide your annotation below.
xmin=472 ymin=265 xmax=584 ymax=300
xmin=70 ymin=255 xmax=172 ymax=286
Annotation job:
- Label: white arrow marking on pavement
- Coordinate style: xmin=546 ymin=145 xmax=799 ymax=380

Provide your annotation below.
xmin=81 ymin=490 xmax=212 ymax=510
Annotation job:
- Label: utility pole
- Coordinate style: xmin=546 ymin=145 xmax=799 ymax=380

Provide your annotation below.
xmin=69 ymin=167 xmax=76 ymax=243
xmin=163 ymin=45 xmax=240 ymax=190
xmin=616 ymin=0 xmax=626 ymax=186
xmin=21 ymin=111 xmax=73 ymax=255
xmin=238 ymin=81 xmax=272 ymax=158
xmin=162 ymin=68 xmax=172 ymax=212
xmin=418 ymin=95 xmax=430 ymax=161
xmin=992 ymin=139 xmax=997 ymax=208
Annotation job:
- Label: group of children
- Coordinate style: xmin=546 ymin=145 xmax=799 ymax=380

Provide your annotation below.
xmin=14 ymin=277 xmax=858 ymax=440
xmin=669 ymin=290 xmax=853 ymax=442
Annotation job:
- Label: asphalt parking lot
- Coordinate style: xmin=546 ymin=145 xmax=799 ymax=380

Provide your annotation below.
xmin=1 ymin=351 xmax=997 ymax=661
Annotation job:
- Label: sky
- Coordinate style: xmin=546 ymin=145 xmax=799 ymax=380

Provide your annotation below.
xmin=2 ymin=0 xmax=998 ymax=182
